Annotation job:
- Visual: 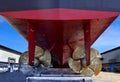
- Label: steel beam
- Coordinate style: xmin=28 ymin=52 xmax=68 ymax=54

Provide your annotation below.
xmin=56 ymin=21 xmax=64 ymax=67
xmin=28 ymin=23 xmax=36 ymax=65
xmin=84 ymin=23 xmax=91 ymax=66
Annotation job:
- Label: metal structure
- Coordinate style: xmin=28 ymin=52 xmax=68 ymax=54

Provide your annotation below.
xmin=0 ymin=0 xmax=120 ymax=67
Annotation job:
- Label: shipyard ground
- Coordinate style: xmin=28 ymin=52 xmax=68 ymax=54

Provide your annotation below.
xmin=92 ymin=72 xmax=120 ymax=82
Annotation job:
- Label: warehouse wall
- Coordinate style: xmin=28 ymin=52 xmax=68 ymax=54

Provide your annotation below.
xmin=102 ymin=47 xmax=120 ymax=72
xmin=102 ymin=48 xmax=120 ymax=64
xmin=0 ymin=45 xmax=22 ymax=63
xmin=0 ymin=49 xmax=20 ymax=63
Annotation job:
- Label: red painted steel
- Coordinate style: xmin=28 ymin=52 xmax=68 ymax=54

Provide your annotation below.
xmin=84 ymin=23 xmax=91 ymax=66
xmin=0 ymin=9 xmax=119 ymax=20
xmin=28 ymin=23 xmax=36 ymax=65
xmin=56 ymin=22 xmax=64 ymax=66
xmin=90 ymin=17 xmax=117 ymax=45
xmin=0 ymin=8 xmax=118 ymax=67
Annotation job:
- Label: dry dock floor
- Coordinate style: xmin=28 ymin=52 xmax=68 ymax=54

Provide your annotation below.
xmin=92 ymin=72 xmax=120 ymax=82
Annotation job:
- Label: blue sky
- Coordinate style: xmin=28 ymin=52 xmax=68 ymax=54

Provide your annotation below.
xmin=0 ymin=16 xmax=28 ymax=53
xmin=0 ymin=15 xmax=120 ymax=53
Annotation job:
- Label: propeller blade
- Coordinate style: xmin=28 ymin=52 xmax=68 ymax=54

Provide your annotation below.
xmin=72 ymin=46 xmax=85 ymax=60
xmin=68 ymin=58 xmax=81 ymax=73
xmin=19 ymin=51 xmax=40 ymax=66
xmin=39 ymin=50 xmax=51 ymax=67
xmin=89 ymin=58 xmax=102 ymax=76
xmin=81 ymin=67 xmax=94 ymax=77
xmin=35 ymin=46 xmax=44 ymax=58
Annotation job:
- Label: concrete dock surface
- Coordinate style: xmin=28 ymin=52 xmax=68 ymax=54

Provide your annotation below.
xmin=92 ymin=72 xmax=120 ymax=82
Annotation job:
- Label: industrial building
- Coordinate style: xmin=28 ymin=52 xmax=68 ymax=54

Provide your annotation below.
xmin=0 ymin=45 xmax=22 ymax=72
xmin=0 ymin=45 xmax=21 ymax=63
xmin=102 ymin=47 xmax=120 ymax=72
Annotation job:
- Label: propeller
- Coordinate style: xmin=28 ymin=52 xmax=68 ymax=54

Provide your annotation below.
xmin=82 ymin=48 xmax=102 ymax=67
xmin=19 ymin=46 xmax=52 ymax=67
xmin=68 ymin=47 xmax=102 ymax=76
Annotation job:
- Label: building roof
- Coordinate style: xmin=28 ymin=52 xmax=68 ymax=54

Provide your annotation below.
xmin=0 ymin=45 xmax=22 ymax=55
xmin=101 ymin=46 xmax=120 ymax=55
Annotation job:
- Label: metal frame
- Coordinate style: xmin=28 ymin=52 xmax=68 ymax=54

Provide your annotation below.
xmin=84 ymin=23 xmax=91 ymax=66
xmin=28 ymin=23 xmax=36 ymax=65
